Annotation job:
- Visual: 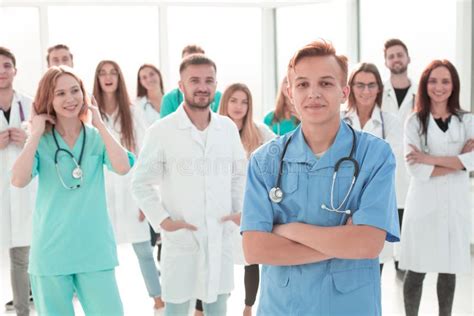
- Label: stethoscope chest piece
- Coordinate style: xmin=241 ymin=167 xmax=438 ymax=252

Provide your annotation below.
xmin=269 ymin=187 xmax=283 ymax=203
xmin=72 ymin=167 xmax=83 ymax=179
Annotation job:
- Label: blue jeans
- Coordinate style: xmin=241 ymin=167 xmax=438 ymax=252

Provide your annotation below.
xmin=165 ymin=294 xmax=229 ymax=316
xmin=132 ymin=241 xmax=162 ymax=298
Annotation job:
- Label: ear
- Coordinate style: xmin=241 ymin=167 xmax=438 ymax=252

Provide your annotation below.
xmin=286 ymin=84 xmax=294 ymax=104
xmin=407 ymin=55 xmax=411 ymax=65
xmin=178 ymin=80 xmax=184 ymax=93
xmin=341 ymin=85 xmax=350 ymax=103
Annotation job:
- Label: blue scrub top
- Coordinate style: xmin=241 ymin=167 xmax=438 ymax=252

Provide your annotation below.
xmin=241 ymin=121 xmax=400 ymax=316
xmin=29 ymin=124 xmax=135 ymax=276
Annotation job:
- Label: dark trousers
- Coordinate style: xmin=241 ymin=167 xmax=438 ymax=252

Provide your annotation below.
xmin=244 ymin=264 xmax=259 ymax=306
xmin=404 ymin=270 xmax=456 ymax=316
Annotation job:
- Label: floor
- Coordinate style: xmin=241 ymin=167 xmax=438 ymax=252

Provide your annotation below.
xmin=0 ymin=244 xmax=472 ymax=316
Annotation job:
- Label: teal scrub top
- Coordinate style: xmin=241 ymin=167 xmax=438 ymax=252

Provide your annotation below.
xmin=263 ymin=111 xmax=299 ymax=136
xmin=159 ymin=88 xmax=221 ymax=118
xmin=241 ymin=122 xmax=400 ymax=315
xmin=28 ymin=124 xmax=135 ymax=276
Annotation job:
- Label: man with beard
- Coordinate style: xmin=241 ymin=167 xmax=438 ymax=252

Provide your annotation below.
xmin=0 ymin=47 xmax=35 ymax=315
xmin=381 ymin=38 xmax=416 ymax=278
xmin=132 ymin=54 xmax=246 ymax=315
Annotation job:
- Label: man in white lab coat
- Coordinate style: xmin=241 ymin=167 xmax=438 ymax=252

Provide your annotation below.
xmin=381 ymin=39 xmax=417 ymax=277
xmin=0 ymin=47 xmax=35 ymax=316
xmin=132 ymin=54 xmax=246 ymax=315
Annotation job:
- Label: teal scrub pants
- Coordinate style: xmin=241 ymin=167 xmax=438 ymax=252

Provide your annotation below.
xmin=164 ymin=294 xmax=229 ymax=316
xmin=30 ymin=269 xmax=123 ymax=316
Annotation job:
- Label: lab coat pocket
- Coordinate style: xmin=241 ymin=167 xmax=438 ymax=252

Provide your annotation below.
xmin=329 ymin=268 xmax=376 ymax=315
xmin=163 ymin=229 xmax=198 ymax=252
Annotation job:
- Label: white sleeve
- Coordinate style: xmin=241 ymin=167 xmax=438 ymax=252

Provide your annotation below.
xmin=131 ymin=125 xmax=169 ymax=231
xmin=256 ymin=122 xmax=276 ymax=143
xmin=404 ymin=114 xmax=434 ymax=180
xmin=457 ymin=113 xmax=474 ymax=171
xmin=230 ymin=123 xmax=247 ymax=214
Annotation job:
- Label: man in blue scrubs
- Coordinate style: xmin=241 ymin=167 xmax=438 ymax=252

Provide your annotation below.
xmin=241 ymin=40 xmax=400 ymax=315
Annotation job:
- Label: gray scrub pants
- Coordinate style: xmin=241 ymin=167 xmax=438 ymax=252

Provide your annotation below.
xmin=10 ymin=246 xmax=31 ymax=316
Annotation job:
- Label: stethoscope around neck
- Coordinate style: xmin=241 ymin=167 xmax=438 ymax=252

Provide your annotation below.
xmin=269 ymin=125 xmax=360 ymax=215
xmin=52 ymin=122 xmax=86 ymax=190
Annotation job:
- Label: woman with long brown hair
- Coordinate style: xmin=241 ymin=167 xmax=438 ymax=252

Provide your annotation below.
xmin=263 ymin=77 xmax=300 ymax=135
xmin=135 ymin=63 xmax=164 ymax=127
xmin=93 ymin=60 xmax=164 ymax=310
xmin=219 ymin=83 xmax=274 ymax=316
xmin=400 ymin=60 xmax=473 ymax=316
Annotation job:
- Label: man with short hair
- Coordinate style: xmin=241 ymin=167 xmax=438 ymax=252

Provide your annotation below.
xmin=132 ymin=54 xmax=246 ymax=315
xmin=241 ymin=40 xmax=399 ymax=315
xmin=160 ymin=44 xmax=222 ymax=118
xmin=381 ymin=38 xmax=416 ymax=275
xmin=46 ymin=44 xmax=74 ymax=68
xmin=0 ymin=47 xmax=35 ymax=316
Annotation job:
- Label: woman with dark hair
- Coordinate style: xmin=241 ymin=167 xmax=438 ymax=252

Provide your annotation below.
xmin=342 ymin=63 xmax=403 ymax=274
xmin=263 ymin=77 xmax=300 ymax=135
xmin=93 ymin=60 xmax=164 ymax=310
xmin=219 ymin=83 xmax=274 ymax=316
xmin=135 ymin=64 xmax=164 ymax=127
xmin=400 ymin=60 xmax=473 ymax=316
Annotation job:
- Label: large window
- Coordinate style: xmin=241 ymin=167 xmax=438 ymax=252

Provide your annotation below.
xmin=276 ymin=2 xmax=350 ymax=87
xmin=0 ymin=7 xmax=42 ymax=96
xmin=48 ymin=6 xmax=160 ymax=98
xmin=167 ymin=6 xmax=262 ymax=115
xmin=360 ymin=0 xmax=457 ymax=100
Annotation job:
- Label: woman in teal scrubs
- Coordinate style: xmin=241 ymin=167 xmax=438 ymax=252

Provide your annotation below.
xmin=11 ymin=66 xmax=134 ymax=316
xmin=263 ymin=77 xmax=300 ymax=135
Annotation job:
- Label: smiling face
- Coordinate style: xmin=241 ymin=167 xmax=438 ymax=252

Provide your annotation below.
xmin=288 ymin=55 xmax=349 ymax=127
xmin=427 ymin=66 xmax=453 ymax=106
xmin=352 ymin=71 xmax=379 ymax=111
xmin=179 ymin=64 xmax=216 ymax=110
xmin=52 ymin=74 xmax=84 ymax=120
xmin=139 ymin=66 xmax=162 ymax=93
xmin=98 ymin=63 xmax=119 ymax=94
xmin=385 ymin=45 xmax=410 ymax=75
xmin=0 ymin=54 xmax=16 ymax=90
xmin=226 ymin=89 xmax=249 ymax=123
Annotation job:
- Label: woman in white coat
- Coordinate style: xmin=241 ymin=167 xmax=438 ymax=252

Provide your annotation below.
xmin=93 ymin=60 xmax=164 ymax=310
xmin=342 ymin=63 xmax=403 ymax=273
xmin=400 ymin=60 xmax=473 ymax=316
xmin=219 ymin=83 xmax=274 ymax=316
xmin=135 ymin=64 xmax=164 ymax=128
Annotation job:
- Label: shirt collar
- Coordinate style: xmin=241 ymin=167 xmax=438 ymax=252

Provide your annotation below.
xmin=282 ymin=121 xmax=355 ymax=171
xmin=176 ymin=103 xmax=222 ymax=130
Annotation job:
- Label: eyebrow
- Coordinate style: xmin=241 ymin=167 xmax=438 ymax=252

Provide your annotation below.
xmin=54 ymin=85 xmax=80 ymax=93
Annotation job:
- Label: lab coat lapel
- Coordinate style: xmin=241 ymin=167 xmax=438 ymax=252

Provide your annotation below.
xmin=204 ymin=112 xmax=222 ymax=156
xmin=176 ymin=104 xmax=206 ymax=149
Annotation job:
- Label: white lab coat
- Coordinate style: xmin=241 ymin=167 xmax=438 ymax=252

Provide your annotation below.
xmin=232 ymin=122 xmax=275 ymax=265
xmin=342 ymin=107 xmax=403 ymax=263
xmin=134 ymin=96 xmax=161 ymax=129
xmin=0 ymin=91 xmax=35 ymax=249
xmin=104 ymin=106 xmax=150 ymax=244
xmin=399 ymin=112 xmax=473 ymax=273
xmin=132 ymin=105 xmax=247 ymax=303
xmin=382 ymin=79 xmax=417 ymax=208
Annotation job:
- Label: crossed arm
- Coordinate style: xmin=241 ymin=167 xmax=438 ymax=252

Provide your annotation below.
xmin=243 ymin=218 xmax=385 ymax=266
